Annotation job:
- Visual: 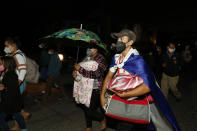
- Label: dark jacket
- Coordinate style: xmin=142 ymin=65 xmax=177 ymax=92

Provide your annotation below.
xmin=0 ymin=71 xmax=23 ymax=114
xmin=162 ymin=52 xmax=181 ymax=77
xmin=48 ymin=53 xmax=62 ymax=77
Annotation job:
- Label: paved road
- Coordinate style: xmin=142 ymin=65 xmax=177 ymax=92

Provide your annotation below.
xmin=7 ymin=71 xmax=197 ymax=131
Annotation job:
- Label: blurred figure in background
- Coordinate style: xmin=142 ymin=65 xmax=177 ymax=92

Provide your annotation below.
xmin=38 ymin=42 xmax=50 ymax=81
xmin=154 ymin=44 xmax=163 ymax=85
xmin=44 ymin=45 xmax=65 ymax=100
xmin=161 ymin=42 xmax=182 ymax=101
xmin=191 ymin=41 xmax=197 ymax=79
xmin=181 ymin=44 xmax=192 ymax=74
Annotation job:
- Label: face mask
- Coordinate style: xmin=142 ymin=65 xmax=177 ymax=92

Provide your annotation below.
xmin=168 ymin=48 xmax=175 ymax=53
xmin=156 ymin=47 xmax=161 ymax=52
xmin=39 ymin=44 xmax=43 ymax=48
xmin=4 ymin=47 xmax=12 ymax=54
xmin=86 ymin=49 xmax=94 ymax=57
xmin=115 ymin=42 xmax=126 ymax=53
xmin=48 ymin=51 xmax=53 ymax=55
xmin=0 ymin=65 xmax=5 ymax=72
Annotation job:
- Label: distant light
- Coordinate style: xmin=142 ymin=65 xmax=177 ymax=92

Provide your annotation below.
xmin=58 ymin=54 xmax=64 ymax=61
xmin=178 ymin=43 xmax=181 ymax=46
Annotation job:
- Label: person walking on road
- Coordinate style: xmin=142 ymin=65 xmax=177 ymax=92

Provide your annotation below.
xmin=100 ymin=29 xmax=180 ymax=131
xmin=38 ymin=42 xmax=50 ymax=81
xmin=44 ymin=45 xmax=65 ymax=100
xmin=72 ymin=43 xmax=107 ymax=131
xmin=161 ymin=42 xmax=182 ymax=101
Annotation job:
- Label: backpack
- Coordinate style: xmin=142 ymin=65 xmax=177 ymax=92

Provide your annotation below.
xmin=14 ymin=52 xmax=40 ymax=83
xmin=25 ymin=57 xmax=40 ymax=83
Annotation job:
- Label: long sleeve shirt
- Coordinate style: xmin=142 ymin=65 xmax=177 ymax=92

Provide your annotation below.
xmin=162 ymin=52 xmax=180 ymax=77
xmin=78 ymin=53 xmax=107 ymax=89
xmin=13 ymin=50 xmax=27 ymax=81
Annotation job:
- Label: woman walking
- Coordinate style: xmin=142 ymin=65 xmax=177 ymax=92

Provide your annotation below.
xmin=0 ymin=56 xmax=27 ymax=131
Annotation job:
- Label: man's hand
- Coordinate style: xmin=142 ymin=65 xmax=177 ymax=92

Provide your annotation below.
xmin=18 ymin=80 xmax=22 ymax=85
xmin=0 ymin=84 xmax=5 ymax=91
xmin=109 ymin=83 xmax=150 ymax=98
xmin=72 ymin=70 xmax=77 ymax=78
xmin=74 ymin=64 xmax=81 ymax=71
xmin=109 ymin=89 xmax=126 ymax=98
xmin=100 ymin=95 xmax=107 ymax=107
xmin=100 ymin=71 xmax=115 ymax=107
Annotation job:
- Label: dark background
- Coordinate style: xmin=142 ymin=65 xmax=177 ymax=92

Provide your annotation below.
xmin=0 ymin=1 xmax=197 ymax=59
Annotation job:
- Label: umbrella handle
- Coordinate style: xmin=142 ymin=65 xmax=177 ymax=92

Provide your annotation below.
xmin=80 ymin=24 xmax=83 ymax=29
xmin=76 ymin=45 xmax=80 ymax=63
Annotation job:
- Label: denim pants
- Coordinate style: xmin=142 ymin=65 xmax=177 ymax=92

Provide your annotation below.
xmin=0 ymin=112 xmax=27 ymax=131
xmin=20 ymin=81 xmax=26 ymax=94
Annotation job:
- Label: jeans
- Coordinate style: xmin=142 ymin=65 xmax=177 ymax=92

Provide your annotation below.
xmin=0 ymin=112 xmax=26 ymax=131
xmin=81 ymin=89 xmax=105 ymax=128
xmin=20 ymin=81 xmax=26 ymax=94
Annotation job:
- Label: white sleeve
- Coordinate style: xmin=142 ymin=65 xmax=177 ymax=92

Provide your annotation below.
xmin=15 ymin=54 xmax=27 ymax=81
xmin=18 ymin=70 xmax=27 ymax=81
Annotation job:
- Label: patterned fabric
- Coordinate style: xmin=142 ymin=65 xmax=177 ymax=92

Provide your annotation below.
xmin=108 ymin=73 xmax=143 ymax=101
xmin=73 ymin=60 xmax=98 ymax=107
xmin=43 ymin=28 xmax=107 ymax=52
xmin=75 ymin=60 xmax=99 ymax=82
xmin=78 ymin=53 xmax=107 ymax=90
xmin=44 ymin=28 xmax=101 ymax=43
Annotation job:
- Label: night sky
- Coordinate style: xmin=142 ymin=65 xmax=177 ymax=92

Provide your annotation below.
xmin=0 ymin=1 xmax=197 ymax=53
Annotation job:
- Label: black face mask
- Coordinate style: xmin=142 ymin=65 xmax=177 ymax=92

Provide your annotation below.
xmin=115 ymin=42 xmax=126 ymax=53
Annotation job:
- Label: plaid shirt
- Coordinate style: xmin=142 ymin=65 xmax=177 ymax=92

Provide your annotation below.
xmin=78 ymin=53 xmax=107 ymax=90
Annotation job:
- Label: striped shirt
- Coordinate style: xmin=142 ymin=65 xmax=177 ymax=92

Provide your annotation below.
xmin=78 ymin=53 xmax=107 ymax=90
xmin=13 ymin=50 xmax=27 ymax=81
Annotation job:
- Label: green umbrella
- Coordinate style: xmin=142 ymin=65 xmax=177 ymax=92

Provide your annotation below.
xmin=43 ymin=28 xmax=107 ymax=51
xmin=41 ymin=28 xmax=108 ymax=62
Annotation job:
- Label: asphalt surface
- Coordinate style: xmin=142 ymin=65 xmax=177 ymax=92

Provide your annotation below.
xmin=5 ymin=68 xmax=197 ymax=131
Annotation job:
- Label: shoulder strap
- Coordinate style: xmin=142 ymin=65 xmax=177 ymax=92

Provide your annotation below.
xmin=13 ymin=51 xmax=25 ymax=57
xmin=12 ymin=51 xmax=26 ymax=67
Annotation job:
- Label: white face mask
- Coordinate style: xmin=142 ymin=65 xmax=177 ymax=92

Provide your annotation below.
xmin=4 ymin=47 xmax=12 ymax=54
xmin=168 ymin=48 xmax=175 ymax=53
xmin=48 ymin=51 xmax=53 ymax=55
xmin=39 ymin=44 xmax=43 ymax=48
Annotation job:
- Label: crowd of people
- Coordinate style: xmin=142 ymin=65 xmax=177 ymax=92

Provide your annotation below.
xmin=0 ymin=28 xmax=195 ymax=131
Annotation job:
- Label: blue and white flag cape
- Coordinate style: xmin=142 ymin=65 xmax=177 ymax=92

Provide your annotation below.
xmin=110 ymin=52 xmax=180 ymax=131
